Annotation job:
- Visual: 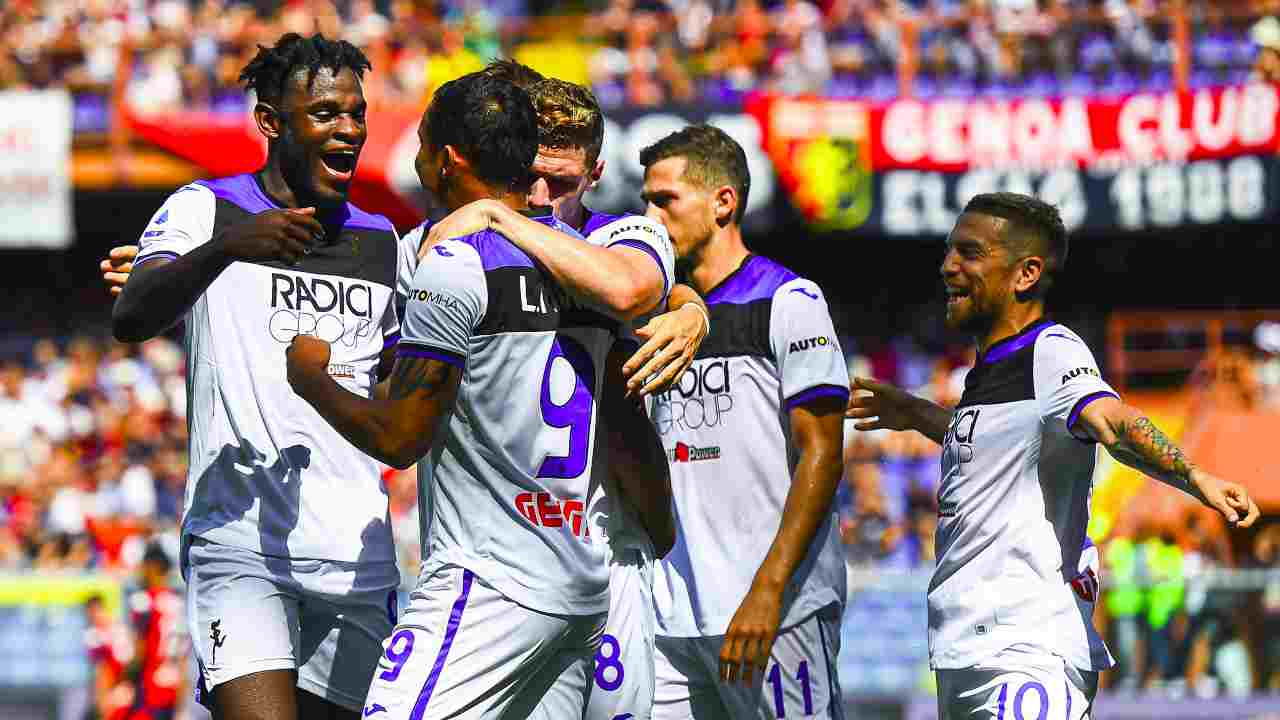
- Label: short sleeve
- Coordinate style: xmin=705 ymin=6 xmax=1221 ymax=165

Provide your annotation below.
xmin=586 ymin=215 xmax=675 ymax=300
xmin=397 ymin=222 xmax=425 ymax=307
xmin=397 ymin=239 xmax=487 ymax=369
xmin=134 ymin=184 xmax=216 ymax=266
xmin=1033 ymin=327 xmax=1119 ymax=440
xmin=769 ymin=278 xmax=851 ymax=410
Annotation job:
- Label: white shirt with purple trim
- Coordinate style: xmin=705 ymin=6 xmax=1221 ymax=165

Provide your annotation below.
xmin=134 ymin=174 xmax=402 ymax=565
xmin=929 ymin=319 xmax=1117 ymax=671
xmin=398 ymin=215 xmax=626 ymax=617
xmin=650 ymin=254 xmax=851 ymax=638
xmin=579 ymin=211 xmax=676 ymax=564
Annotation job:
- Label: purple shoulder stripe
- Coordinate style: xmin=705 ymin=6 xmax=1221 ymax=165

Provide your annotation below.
xmin=981 ymin=319 xmax=1057 ymax=365
xmin=786 ymin=384 xmax=851 ymax=411
xmin=581 ymin=209 xmax=633 ymax=236
xmin=706 ymin=255 xmax=800 ymax=306
xmin=1067 ymin=390 xmax=1118 ymax=440
xmin=609 ymin=238 xmax=670 ymax=296
xmin=397 ymin=344 xmax=465 ymax=369
xmin=197 ymin=174 xmax=393 ymax=233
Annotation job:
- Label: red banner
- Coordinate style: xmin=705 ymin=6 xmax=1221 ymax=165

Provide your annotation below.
xmin=868 ymin=84 xmax=1280 ymax=172
xmin=124 ymin=105 xmax=427 ymax=230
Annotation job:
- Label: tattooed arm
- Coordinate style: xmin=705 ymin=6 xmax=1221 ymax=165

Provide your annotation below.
xmin=286 ymin=335 xmax=461 ymax=469
xmin=1076 ymin=395 xmax=1260 ymax=528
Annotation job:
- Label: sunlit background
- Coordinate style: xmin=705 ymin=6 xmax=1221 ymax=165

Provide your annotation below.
xmin=2 ymin=1 xmax=1280 ymax=718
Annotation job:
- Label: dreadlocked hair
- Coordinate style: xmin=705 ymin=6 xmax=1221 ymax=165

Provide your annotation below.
xmin=239 ymin=33 xmax=371 ymax=106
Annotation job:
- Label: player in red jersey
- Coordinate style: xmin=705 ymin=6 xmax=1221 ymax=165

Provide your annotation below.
xmin=118 ymin=544 xmax=187 ymax=720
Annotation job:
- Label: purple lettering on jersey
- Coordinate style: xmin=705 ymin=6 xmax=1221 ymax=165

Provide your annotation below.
xmin=536 ymin=335 xmax=596 ymax=479
xmin=705 ymin=255 xmax=800 ymax=306
xmin=408 ymin=569 xmax=474 ymax=720
xmin=378 ymin=629 xmax=415 ymax=682
xmin=1013 ymin=681 xmax=1048 ymax=720
xmin=594 ymin=633 xmax=624 ymax=691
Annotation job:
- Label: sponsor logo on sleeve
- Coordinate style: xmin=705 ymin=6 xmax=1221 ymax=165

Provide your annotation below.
xmin=788 ymin=336 xmax=832 ymax=353
xmin=1061 ymin=367 xmax=1101 ymax=384
xmin=410 ymin=289 xmax=461 ymax=311
xmin=789 ymin=286 xmax=820 ymax=300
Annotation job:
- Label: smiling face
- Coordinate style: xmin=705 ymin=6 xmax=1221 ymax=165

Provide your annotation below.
xmin=940 ymin=212 xmax=1024 ymax=334
xmin=273 ymin=66 xmax=367 ymax=209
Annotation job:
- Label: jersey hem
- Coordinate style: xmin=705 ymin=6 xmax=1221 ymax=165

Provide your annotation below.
xmin=397 ymin=343 xmax=465 ymax=369
xmin=608 ymin=238 xmax=670 ymax=296
xmin=785 ymin=384 xmax=851 ymax=411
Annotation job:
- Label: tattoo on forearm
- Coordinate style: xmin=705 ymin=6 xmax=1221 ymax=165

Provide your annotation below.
xmin=1109 ymin=415 xmax=1195 ymax=484
xmin=388 ymin=359 xmax=452 ymax=400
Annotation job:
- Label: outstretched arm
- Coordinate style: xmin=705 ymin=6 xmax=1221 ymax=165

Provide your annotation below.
xmin=1075 ymin=396 xmax=1259 ymax=528
xmin=422 ymin=199 xmax=667 ymax=320
xmin=286 ymin=336 xmax=460 ymax=469
xmin=846 ymin=376 xmax=952 ymax=445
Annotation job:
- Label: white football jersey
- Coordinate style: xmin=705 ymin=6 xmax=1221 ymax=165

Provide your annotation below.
xmin=930 ymin=320 xmax=1117 ymax=671
xmin=650 ymin=254 xmax=851 ymax=637
xmin=580 ymin=210 xmax=677 ymax=563
xmin=401 ymin=213 xmax=626 ymax=616
xmin=134 ymin=174 xmax=405 ymax=564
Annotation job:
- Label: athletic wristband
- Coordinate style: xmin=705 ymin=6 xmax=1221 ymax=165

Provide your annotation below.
xmin=680 ymin=301 xmax=711 ymax=335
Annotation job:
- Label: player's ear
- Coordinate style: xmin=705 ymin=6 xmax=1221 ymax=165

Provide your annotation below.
xmin=254 ymin=102 xmax=283 ymax=142
xmin=442 ymin=145 xmax=468 ymax=178
xmin=588 ymin=158 xmax=605 ymax=190
xmin=1014 ymin=255 xmax=1044 ymax=296
xmin=713 ymin=184 xmax=737 ymax=226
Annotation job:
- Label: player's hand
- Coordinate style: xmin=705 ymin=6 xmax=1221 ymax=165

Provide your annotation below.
xmin=719 ymin=583 xmax=783 ymax=687
xmin=100 ymin=245 xmax=139 ymax=296
xmin=217 ymin=207 xmax=324 ymax=265
xmin=846 ymin=376 xmax=917 ymax=432
xmin=622 ymin=303 xmax=709 ymax=397
xmin=1193 ymin=470 xmax=1261 ymax=529
xmin=285 ymin=334 xmax=332 ymax=396
xmin=420 ymin=199 xmax=500 ymax=260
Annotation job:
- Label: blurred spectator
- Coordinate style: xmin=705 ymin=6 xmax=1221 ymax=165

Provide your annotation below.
xmin=1253 ymin=523 xmax=1280 ymax=691
xmin=1251 ymin=15 xmax=1280 ymax=82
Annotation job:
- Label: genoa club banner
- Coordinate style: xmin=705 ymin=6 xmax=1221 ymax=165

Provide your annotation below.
xmin=126 ymin=83 xmax=1280 ymax=236
xmin=745 ymin=83 xmax=1280 ymax=234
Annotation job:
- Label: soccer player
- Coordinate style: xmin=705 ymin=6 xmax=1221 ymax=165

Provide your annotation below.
xmin=414 ymin=68 xmax=708 ymax=720
xmin=121 ymin=544 xmax=186 ymax=720
xmin=284 ymin=70 xmax=671 ymax=719
xmin=846 ymin=192 xmax=1260 ymax=719
xmin=632 ymin=125 xmax=850 ymax=720
xmin=110 ymin=34 xmax=405 ymax=720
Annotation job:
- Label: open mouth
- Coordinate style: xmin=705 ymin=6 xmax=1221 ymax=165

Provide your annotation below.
xmin=320 ymin=150 xmax=357 ymax=180
xmin=945 ymin=287 xmax=969 ymax=306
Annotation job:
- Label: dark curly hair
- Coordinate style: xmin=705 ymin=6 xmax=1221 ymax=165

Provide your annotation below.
xmin=239 ymin=33 xmax=371 ymax=106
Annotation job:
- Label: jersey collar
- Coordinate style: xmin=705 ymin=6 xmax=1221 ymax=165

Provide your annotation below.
xmin=979 ymin=317 xmax=1055 ymax=366
xmin=703 ymin=253 xmax=757 ymax=303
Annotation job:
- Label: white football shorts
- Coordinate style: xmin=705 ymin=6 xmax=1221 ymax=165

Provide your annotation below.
xmin=183 ymin=535 xmax=399 ymax=712
xmin=586 ymin=547 xmax=657 ymax=720
xmin=652 ymin=603 xmax=843 ymax=720
xmin=935 ymin=644 xmax=1098 ymax=720
xmin=361 ymin=562 xmax=606 ymax=720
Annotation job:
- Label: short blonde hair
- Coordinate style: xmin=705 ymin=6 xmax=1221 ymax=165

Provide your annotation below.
xmin=528 ymin=78 xmax=604 ymax=168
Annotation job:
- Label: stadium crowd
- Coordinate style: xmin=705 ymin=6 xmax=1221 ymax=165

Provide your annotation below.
xmin=2 ymin=317 xmax=1279 ymax=698
xmin=0 ymin=0 xmax=1271 ymax=121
